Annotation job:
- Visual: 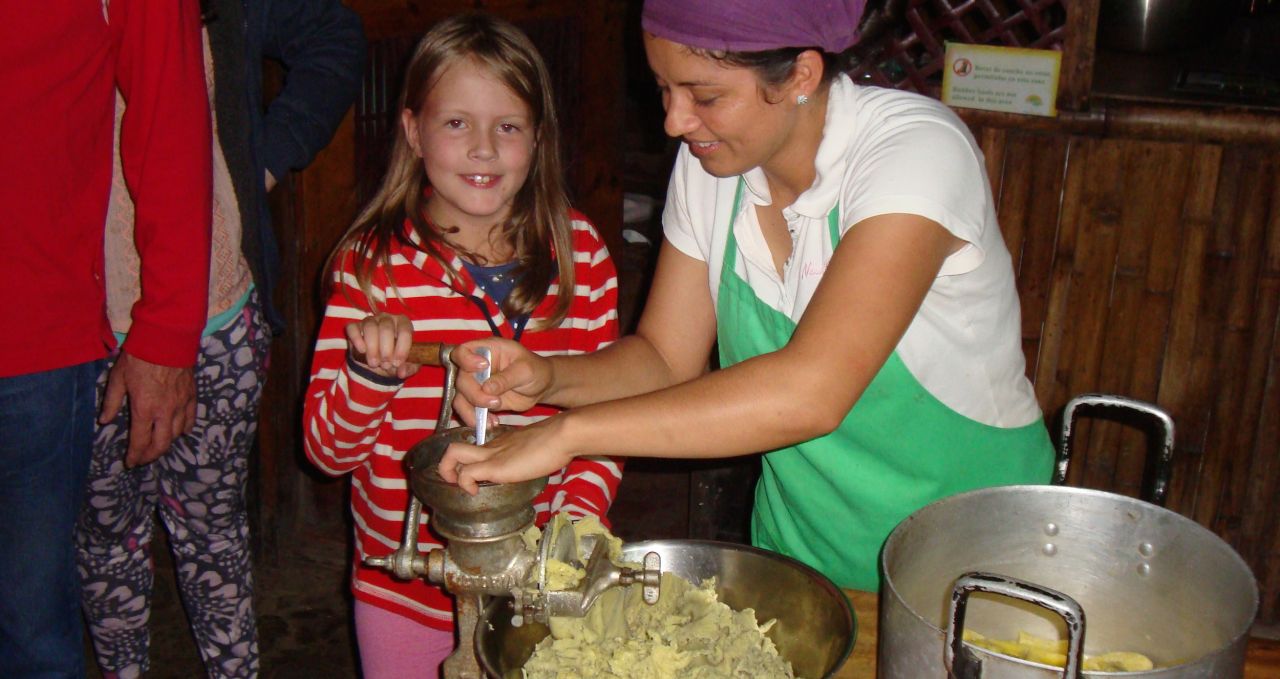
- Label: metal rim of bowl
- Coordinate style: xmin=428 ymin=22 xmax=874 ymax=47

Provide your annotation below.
xmin=622 ymin=539 xmax=857 ymax=678
xmin=476 ymin=538 xmax=857 ymax=678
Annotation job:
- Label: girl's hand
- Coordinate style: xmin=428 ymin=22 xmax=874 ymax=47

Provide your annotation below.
xmin=346 ymin=313 xmax=421 ymax=380
xmin=452 ymin=338 xmax=553 ymax=413
xmin=437 ymin=416 xmax=575 ymax=495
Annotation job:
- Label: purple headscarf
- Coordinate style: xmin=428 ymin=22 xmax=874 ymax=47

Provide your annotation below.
xmin=642 ymin=0 xmax=868 ymax=55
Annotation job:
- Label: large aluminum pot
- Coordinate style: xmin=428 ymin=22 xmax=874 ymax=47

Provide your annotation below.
xmin=879 ymin=485 xmax=1258 ymax=678
xmin=475 ymin=539 xmax=856 ymax=678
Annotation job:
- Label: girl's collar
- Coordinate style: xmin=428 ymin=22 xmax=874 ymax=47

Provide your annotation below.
xmin=400 ymin=217 xmax=522 ymax=330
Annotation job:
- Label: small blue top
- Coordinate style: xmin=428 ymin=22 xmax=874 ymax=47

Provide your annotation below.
xmin=461 ymin=260 xmax=520 ymax=305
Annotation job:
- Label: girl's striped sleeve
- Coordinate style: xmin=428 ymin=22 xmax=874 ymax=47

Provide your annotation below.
xmin=302 ymin=251 xmax=400 ymax=476
xmin=539 ymin=216 xmax=625 ymax=525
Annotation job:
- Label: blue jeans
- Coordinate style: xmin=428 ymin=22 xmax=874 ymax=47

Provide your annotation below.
xmin=0 ymin=361 xmax=99 ymax=678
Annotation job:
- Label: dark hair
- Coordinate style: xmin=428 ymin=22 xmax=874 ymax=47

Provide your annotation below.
xmin=684 ymin=0 xmax=901 ymax=100
xmin=688 ymin=47 xmax=852 ymax=93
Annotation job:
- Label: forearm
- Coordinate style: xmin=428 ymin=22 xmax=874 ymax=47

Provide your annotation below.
xmin=260 ymin=0 xmax=365 ymax=177
xmin=303 ymin=272 xmax=395 ymax=475
xmin=442 ymin=214 xmax=960 ymax=493
xmin=116 ymin=0 xmax=212 ymax=366
xmin=556 ymin=345 xmax=869 ymax=460
xmin=542 ymin=242 xmax=715 ymax=408
xmin=302 ymin=360 xmax=398 ymax=475
xmin=542 ymin=334 xmax=691 ymax=408
xmin=552 ymin=214 xmax=955 ymax=461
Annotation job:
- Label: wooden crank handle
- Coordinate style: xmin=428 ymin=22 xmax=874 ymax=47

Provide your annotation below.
xmin=350 ymin=341 xmax=448 ymax=367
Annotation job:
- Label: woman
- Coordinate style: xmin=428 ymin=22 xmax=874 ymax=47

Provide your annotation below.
xmin=440 ymin=0 xmax=1054 ymax=591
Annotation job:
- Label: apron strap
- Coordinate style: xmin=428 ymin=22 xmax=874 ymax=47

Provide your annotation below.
xmin=721 ymin=178 xmax=746 ymax=280
xmin=827 ymin=201 xmax=841 ymax=245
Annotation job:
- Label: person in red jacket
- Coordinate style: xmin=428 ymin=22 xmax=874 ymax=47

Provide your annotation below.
xmin=301 ymin=14 xmax=622 ymax=679
xmin=0 ymin=1 xmax=212 ymax=677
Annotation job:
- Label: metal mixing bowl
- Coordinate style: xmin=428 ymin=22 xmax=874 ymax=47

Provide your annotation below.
xmin=475 ymin=539 xmax=856 ymax=678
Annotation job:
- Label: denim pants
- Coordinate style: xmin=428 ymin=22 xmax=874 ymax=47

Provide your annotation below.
xmin=0 ymin=361 xmax=100 ymax=678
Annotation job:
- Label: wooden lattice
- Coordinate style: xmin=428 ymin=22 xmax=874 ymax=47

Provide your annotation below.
xmin=850 ymin=0 xmax=1067 ymax=96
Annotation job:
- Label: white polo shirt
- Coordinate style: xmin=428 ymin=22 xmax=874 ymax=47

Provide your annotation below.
xmin=662 ymin=74 xmax=1042 ymax=428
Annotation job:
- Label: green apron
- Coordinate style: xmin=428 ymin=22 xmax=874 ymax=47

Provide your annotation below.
xmin=715 ymin=180 xmax=1053 ymax=591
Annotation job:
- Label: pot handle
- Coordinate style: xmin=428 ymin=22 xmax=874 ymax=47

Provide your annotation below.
xmin=946 ymin=571 xmax=1086 ymax=679
xmin=1054 ymin=393 xmax=1175 ymax=506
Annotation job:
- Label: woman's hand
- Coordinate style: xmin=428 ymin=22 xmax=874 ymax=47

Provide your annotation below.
xmin=437 ymin=415 xmax=576 ymax=495
xmin=345 ymin=313 xmax=421 ymax=380
xmin=452 ymin=338 xmax=554 ymax=413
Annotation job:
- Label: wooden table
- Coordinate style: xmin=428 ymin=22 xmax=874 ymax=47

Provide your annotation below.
xmin=833 ymin=590 xmax=1280 ymax=678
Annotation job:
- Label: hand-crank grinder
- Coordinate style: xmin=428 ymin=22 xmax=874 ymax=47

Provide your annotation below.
xmin=360 ymin=342 xmax=661 ymax=679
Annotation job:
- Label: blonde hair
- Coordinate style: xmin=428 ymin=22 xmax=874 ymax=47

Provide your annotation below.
xmin=330 ymin=13 xmax=575 ymax=329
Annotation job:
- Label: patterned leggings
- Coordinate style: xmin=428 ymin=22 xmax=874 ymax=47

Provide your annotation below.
xmin=76 ymin=293 xmax=270 ymax=679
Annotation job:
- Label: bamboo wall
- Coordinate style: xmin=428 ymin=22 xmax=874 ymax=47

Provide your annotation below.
xmin=973 ymin=125 xmax=1280 ymax=626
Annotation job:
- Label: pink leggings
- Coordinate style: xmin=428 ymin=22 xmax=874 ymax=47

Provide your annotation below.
xmin=354 ymin=600 xmax=455 ymax=679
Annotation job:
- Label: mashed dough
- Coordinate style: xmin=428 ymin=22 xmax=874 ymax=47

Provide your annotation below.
xmin=963 ymin=630 xmax=1155 ymax=672
xmin=522 ymin=572 xmax=794 ymax=679
xmin=534 ymin=514 xmax=624 ymax=592
xmin=521 ymin=514 xmax=793 ymax=679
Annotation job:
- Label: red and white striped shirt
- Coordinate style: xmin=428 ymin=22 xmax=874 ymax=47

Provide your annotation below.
xmin=303 ymin=211 xmax=622 ymax=629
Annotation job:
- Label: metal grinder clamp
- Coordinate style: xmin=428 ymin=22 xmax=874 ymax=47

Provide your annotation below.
xmin=361 ymin=342 xmax=661 ymax=679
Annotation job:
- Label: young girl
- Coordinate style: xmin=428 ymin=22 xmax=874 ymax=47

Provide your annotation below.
xmin=301 ymin=13 xmax=621 ymax=678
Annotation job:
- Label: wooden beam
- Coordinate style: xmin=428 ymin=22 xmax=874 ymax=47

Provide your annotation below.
xmin=1059 ymin=0 xmax=1100 ymax=112
xmin=957 ymin=101 xmax=1280 ymax=146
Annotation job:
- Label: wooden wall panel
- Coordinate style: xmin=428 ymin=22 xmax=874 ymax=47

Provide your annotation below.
xmin=256 ymin=108 xmax=360 ymax=557
xmin=1250 ymin=171 xmax=1280 ymax=629
xmin=972 ymin=126 xmax=1280 ymax=626
xmin=1160 ymin=146 xmax=1222 ymax=514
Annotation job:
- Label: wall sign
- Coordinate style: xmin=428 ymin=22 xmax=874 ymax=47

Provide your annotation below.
xmin=941 ymin=42 xmax=1062 ymax=117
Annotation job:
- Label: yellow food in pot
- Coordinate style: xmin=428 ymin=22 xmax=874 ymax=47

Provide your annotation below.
xmin=963 ymin=630 xmax=1155 ymax=672
xmin=522 ymin=514 xmax=794 ymax=678
xmin=524 ymin=571 xmax=794 ymax=679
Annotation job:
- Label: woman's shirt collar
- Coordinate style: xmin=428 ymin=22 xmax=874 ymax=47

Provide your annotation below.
xmin=740 ymin=74 xmax=856 ymax=221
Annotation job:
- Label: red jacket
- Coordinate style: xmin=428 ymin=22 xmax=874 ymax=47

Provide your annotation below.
xmin=0 ymin=0 xmax=211 ymax=376
xmin=303 ymin=213 xmax=623 ymax=629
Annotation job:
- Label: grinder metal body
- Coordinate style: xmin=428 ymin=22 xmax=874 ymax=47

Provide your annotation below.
xmin=361 ymin=343 xmax=660 ymax=679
